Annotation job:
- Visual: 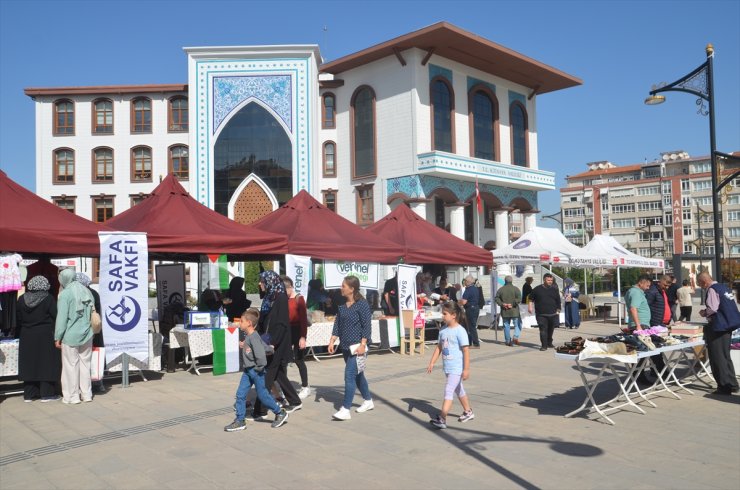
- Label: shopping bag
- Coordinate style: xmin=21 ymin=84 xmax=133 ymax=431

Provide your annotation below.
xmin=91 ymin=347 xmax=105 ymax=381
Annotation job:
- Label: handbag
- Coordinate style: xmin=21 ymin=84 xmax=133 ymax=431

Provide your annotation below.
xmin=91 ymin=306 xmax=102 ymax=334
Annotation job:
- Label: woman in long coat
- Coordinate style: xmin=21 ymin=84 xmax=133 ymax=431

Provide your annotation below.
xmin=563 ymin=278 xmax=581 ymax=329
xmin=17 ymin=276 xmax=61 ymax=402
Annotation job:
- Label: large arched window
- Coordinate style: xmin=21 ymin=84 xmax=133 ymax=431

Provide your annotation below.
xmin=323 ymin=141 xmax=336 ymax=177
xmin=53 ymin=148 xmax=75 ymax=183
xmin=430 ymin=77 xmax=454 ymax=153
xmin=131 ymin=97 xmax=152 ymax=133
xmin=93 ymin=147 xmax=114 ymax=182
xmin=510 ymin=101 xmax=529 ymax=167
xmin=322 ymin=93 xmax=335 ymax=129
xmin=92 ymin=98 xmax=113 ymax=134
xmin=131 ymin=146 xmax=152 ymax=182
xmin=214 ymin=102 xmax=292 ymax=216
xmin=468 ymin=86 xmax=498 ymax=161
xmin=169 ymin=96 xmax=188 ymax=132
xmin=54 ymin=99 xmax=74 ymax=135
xmin=169 ymin=145 xmax=189 ymax=180
xmin=351 ymin=86 xmax=376 ymax=179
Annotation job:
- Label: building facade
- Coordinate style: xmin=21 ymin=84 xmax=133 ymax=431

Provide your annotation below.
xmin=561 ymin=150 xmax=740 ymax=274
xmin=25 ymin=22 xmax=581 ymax=280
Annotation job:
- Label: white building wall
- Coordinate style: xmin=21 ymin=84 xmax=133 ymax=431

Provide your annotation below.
xmin=33 ymin=92 xmax=189 ymax=220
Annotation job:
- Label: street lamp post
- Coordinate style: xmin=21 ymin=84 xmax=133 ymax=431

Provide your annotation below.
xmin=645 ymin=44 xmax=722 ymax=282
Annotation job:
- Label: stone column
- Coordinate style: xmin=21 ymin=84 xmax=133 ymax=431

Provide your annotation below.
xmin=522 ymin=210 xmax=539 ymax=274
xmin=494 ymin=208 xmax=511 ymax=276
xmin=447 ymin=202 xmax=466 ymax=240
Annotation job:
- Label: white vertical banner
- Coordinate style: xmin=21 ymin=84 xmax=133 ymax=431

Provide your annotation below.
xmin=99 ymin=232 xmax=149 ymax=364
xmin=397 ymin=264 xmax=419 ymax=336
xmin=286 ymin=254 xmax=311 ymax=298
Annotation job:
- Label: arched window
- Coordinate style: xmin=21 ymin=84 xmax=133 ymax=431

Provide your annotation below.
xmin=510 ymin=101 xmax=528 ymax=167
xmin=323 ymin=141 xmax=336 ymax=177
xmin=54 ymin=99 xmax=74 ymax=135
xmin=53 ymin=148 xmax=75 ymax=183
xmin=169 ymin=145 xmax=189 ymax=180
xmin=351 ymin=86 xmax=376 ymax=179
xmin=93 ymin=147 xmax=114 ymax=182
xmin=430 ymin=77 xmax=454 ymax=153
xmin=131 ymin=97 xmax=152 ymax=133
xmin=92 ymin=98 xmax=113 ymax=134
xmin=131 ymin=146 xmax=152 ymax=181
xmin=322 ymin=93 xmax=335 ymax=129
xmin=169 ymin=96 xmax=188 ymax=132
xmin=468 ymin=86 xmax=498 ymax=161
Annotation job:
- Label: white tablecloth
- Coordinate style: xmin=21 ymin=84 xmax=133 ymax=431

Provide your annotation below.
xmin=307 ymin=320 xmax=382 ymax=347
xmin=0 ymin=340 xmax=19 ymax=377
xmin=169 ymin=325 xmax=214 ymax=359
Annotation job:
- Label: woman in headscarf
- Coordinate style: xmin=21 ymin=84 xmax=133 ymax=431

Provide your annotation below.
xmin=16 ymin=276 xmax=61 ymax=402
xmin=563 ymin=278 xmax=581 ymax=330
xmin=77 ymin=272 xmax=106 ymax=394
xmin=249 ymin=271 xmax=302 ymax=419
xmin=54 ymin=268 xmax=94 ymax=404
xmin=223 ymin=277 xmax=251 ymax=321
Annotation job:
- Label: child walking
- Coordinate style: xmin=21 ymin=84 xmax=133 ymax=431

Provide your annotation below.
xmin=426 ymin=301 xmax=474 ymax=429
xmin=224 ymin=308 xmax=289 ymax=432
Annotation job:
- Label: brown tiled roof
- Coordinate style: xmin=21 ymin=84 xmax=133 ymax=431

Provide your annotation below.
xmin=25 ymin=84 xmax=188 ymax=97
xmin=567 ymin=164 xmax=643 ymax=180
xmin=319 ymin=22 xmax=581 ymax=95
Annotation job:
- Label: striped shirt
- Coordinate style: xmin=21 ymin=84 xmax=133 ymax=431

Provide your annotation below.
xmin=332 ymin=299 xmax=372 ymax=350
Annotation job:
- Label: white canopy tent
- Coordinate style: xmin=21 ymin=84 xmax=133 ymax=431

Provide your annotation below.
xmin=492 ymin=227 xmax=608 ymax=267
xmin=582 ymin=234 xmax=666 ymax=326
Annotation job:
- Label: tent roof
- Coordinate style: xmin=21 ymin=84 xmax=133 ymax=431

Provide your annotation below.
xmin=582 ymin=234 xmax=665 ymax=269
xmin=0 ymin=170 xmax=110 ymax=258
xmin=249 ymin=190 xmax=403 ymax=264
xmin=105 ymin=175 xmax=288 ymax=260
xmin=492 ymin=227 xmax=603 ymax=267
xmin=366 ymin=204 xmax=492 ymax=266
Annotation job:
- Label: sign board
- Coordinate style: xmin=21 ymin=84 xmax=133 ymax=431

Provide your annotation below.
xmin=286 ymin=254 xmax=311 ymax=297
xmin=323 ymin=260 xmax=379 ymax=290
xmin=155 ymin=263 xmax=186 ymax=320
xmin=99 ymin=232 xmax=149 ymax=364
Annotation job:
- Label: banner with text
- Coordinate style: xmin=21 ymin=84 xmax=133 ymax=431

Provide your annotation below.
xmin=323 ymin=260 xmax=379 ymax=290
xmin=286 ymin=254 xmax=311 ymax=298
xmin=99 ymin=232 xmax=149 ymax=364
xmin=397 ymin=264 xmax=419 ymax=336
xmin=155 ymin=263 xmax=186 ymax=319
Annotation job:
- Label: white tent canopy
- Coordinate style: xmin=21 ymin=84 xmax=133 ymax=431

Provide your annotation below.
xmin=492 ymin=227 xmax=608 ymax=267
xmin=582 ymin=234 xmax=665 ymax=269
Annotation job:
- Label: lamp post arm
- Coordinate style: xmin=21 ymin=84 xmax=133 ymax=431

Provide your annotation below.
xmin=649 ymin=61 xmax=711 ymax=101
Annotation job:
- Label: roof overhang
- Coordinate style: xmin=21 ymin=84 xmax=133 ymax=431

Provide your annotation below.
xmin=319 ymin=22 xmax=582 ymax=95
xmin=24 ymin=84 xmax=188 ymax=98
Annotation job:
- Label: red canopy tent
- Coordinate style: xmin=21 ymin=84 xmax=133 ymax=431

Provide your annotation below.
xmin=105 ymin=174 xmax=288 ymax=260
xmin=249 ymin=190 xmax=402 ymax=263
xmin=366 ymin=203 xmax=493 ymax=266
xmin=0 ymin=170 xmax=110 ymax=257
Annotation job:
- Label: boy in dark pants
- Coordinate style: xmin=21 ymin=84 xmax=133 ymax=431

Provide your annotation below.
xmin=225 ymin=308 xmax=288 ymax=432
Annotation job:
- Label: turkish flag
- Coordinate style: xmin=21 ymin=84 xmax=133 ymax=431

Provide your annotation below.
xmin=475 ymin=177 xmax=483 ymax=213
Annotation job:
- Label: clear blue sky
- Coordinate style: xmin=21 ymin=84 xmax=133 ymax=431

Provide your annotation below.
xmin=1 ymin=0 xmax=739 ymax=223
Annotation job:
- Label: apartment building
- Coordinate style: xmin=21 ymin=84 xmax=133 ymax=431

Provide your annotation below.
xmin=561 ymin=150 xmax=740 ymax=274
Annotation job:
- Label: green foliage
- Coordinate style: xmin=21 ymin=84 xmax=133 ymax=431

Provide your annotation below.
xmin=721 ymin=259 xmax=740 ymax=286
xmin=243 ymin=262 xmax=274 ymax=294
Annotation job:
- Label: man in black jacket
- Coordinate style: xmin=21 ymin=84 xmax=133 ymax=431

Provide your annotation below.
xmin=528 ymin=274 xmax=561 ymax=351
xmin=646 ymin=275 xmax=673 ymax=327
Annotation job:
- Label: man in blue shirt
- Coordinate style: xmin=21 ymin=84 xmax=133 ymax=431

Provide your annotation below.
xmin=625 ymin=275 xmax=652 ymax=330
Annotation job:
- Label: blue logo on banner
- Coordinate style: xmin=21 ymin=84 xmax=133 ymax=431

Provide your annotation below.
xmin=106 ymin=296 xmax=142 ymax=332
xmin=513 ymin=240 xmax=531 ymax=249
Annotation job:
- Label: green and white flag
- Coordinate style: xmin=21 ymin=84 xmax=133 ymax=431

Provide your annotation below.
xmin=212 ymin=327 xmax=240 ymax=375
xmin=207 ymin=254 xmax=230 ymax=290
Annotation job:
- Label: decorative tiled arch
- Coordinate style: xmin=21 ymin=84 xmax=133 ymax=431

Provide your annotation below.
xmin=193 ymin=58 xmax=311 ymax=207
xmin=386 ymin=175 xmax=537 ymax=209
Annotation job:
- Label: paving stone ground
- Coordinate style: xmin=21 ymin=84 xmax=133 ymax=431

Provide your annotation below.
xmin=1 ymin=319 xmax=738 ymax=490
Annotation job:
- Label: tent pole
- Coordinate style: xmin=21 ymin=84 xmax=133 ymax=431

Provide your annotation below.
xmin=617 ymin=267 xmax=622 ymax=328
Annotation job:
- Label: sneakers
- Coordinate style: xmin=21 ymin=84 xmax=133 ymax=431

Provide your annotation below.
xmin=356 ymin=399 xmax=374 ymax=413
xmin=298 ymin=386 xmax=312 ymax=400
xmin=23 ymin=399 xmax=34 ymax=403
xmin=271 ymin=409 xmax=289 ymax=428
xmin=245 ymin=411 xmax=268 ymax=421
xmin=458 ymin=409 xmax=475 ymax=423
xmin=539 ymin=347 xmax=547 ymax=351
xmin=284 ymin=403 xmax=303 ymax=413
xmin=62 ymin=399 xmax=81 ymax=405
xmin=40 ymin=396 xmax=61 ymax=403
xmin=429 ymin=415 xmax=447 ymax=429
xmin=513 ymin=338 xmax=520 ymax=346
xmin=224 ymin=419 xmax=246 ymax=432
xmin=332 ymin=407 xmax=351 ymax=420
